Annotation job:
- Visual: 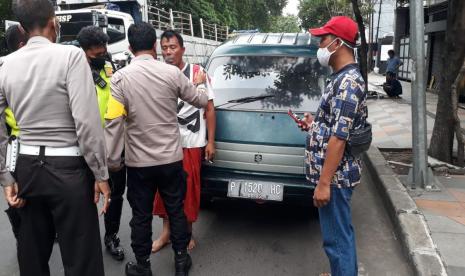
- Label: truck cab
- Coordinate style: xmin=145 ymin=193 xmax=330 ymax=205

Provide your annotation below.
xmin=56 ymin=9 xmax=134 ymax=64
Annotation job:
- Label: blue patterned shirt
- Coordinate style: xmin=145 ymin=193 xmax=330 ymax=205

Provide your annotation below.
xmin=305 ymin=64 xmax=367 ymax=188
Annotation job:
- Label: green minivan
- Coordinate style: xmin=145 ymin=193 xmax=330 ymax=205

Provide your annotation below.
xmin=202 ymin=33 xmax=330 ymax=204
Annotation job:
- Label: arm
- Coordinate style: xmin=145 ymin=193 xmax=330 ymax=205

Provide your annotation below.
xmin=67 ymin=49 xmax=109 ymax=181
xmin=313 ymin=78 xmax=361 ymax=208
xmin=104 ymin=72 xmax=126 ymax=171
xmin=177 ymin=69 xmax=208 ymax=109
xmin=313 ymin=136 xmax=346 ymax=207
xmin=205 ymin=100 xmax=216 ymax=161
xmin=0 ymin=103 xmax=14 ymax=187
xmin=0 ymin=64 xmax=25 ymax=208
xmin=397 ymin=58 xmax=404 ymax=69
xmin=67 ymin=49 xmax=110 ymax=214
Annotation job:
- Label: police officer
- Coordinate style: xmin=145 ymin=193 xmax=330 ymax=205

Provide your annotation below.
xmin=0 ymin=1 xmax=110 ymax=275
xmin=105 ymin=22 xmax=208 ymax=276
xmin=77 ymin=26 xmax=126 ymax=261
xmin=2 ymin=24 xmax=28 ymax=240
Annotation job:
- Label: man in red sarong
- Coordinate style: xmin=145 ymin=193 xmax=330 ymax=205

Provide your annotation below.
xmin=152 ymin=30 xmax=216 ymax=252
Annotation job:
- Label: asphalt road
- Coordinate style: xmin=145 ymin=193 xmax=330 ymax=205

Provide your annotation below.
xmin=0 ymin=170 xmax=412 ymax=276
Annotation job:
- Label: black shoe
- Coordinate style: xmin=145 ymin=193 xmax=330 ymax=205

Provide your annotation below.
xmin=105 ymin=234 xmax=125 ymax=261
xmin=125 ymin=261 xmax=152 ymax=276
xmin=174 ymin=251 xmax=192 ymax=276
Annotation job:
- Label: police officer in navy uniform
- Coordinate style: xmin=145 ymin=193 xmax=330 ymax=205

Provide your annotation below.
xmin=77 ymin=25 xmax=126 ymax=261
xmin=0 ymin=1 xmax=110 ymax=275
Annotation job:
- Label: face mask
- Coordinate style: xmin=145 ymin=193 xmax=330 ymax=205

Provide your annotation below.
xmin=90 ymin=56 xmax=107 ymax=69
xmin=316 ymin=38 xmax=340 ymax=67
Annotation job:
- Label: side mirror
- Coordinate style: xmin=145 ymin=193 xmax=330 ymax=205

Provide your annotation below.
xmin=94 ymin=13 xmax=108 ymax=28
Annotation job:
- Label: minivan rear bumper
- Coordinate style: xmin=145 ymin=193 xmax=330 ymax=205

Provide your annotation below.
xmin=201 ymin=166 xmax=315 ymax=204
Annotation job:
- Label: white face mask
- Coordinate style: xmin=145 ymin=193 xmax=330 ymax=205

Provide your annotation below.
xmin=316 ymin=38 xmax=340 ymax=67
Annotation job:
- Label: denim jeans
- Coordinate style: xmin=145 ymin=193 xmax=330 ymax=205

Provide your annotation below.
xmin=318 ymin=186 xmax=357 ymax=276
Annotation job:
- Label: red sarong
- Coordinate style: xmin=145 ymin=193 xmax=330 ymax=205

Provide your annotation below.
xmin=153 ymin=147 xmax=202 ymax=223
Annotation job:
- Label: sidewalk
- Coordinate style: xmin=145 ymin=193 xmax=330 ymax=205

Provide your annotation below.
xmin=367 ymin=73 xmax=465 ymax=276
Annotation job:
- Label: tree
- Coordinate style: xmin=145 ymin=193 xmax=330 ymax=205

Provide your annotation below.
xmin=298 ymin=0 xmax=368 ymax=30
xmin=350 ymin=0 xmax=368 ymax=91
xmin=268 ymin=15 xmax=301 ymax=33
xmin=0 ymin=0 xmax=14 ymax=56
xmin=429 ymin=0 xmax=465 ymax=163
xmin=298 ymin=0 xmax=370 ymax=90
xmin=151 ymin=0 xmax=288 ymax=32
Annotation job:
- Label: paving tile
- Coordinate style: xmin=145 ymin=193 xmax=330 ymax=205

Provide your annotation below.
xmin=372 ymin=131 xmax=388 ymax=138
xmin=438 ymin=176 xmax=465 ymax=190
xmin=383 ymin=125 xmax=406 ymax=133
xmin=384 ymin=129 xmax=412 ymax=137
xmin=449 ymin=216 xmax=465 ymax=227
xmin=410 ymin=190 xmax=456 ymax=202
xmin=375 ymin=141 xmax=402 ymax=148
xmin=448 ymin=189 xmax=465 ymax=203
xmin=430 ymin=232 xmax=465 ymax=267
xmin=415 ymin=199 xmax=465 ymax=218
xmin=446 ymin=265 xmax=465 ymax=276
xmin=423 ymin=213 xmax=465 ymax=234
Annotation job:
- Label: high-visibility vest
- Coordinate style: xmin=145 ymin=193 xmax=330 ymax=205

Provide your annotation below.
xmin=5 ymin=108 xmax=19 ymax=137
xmin=96 ymin=64 xmax=113 ymax=126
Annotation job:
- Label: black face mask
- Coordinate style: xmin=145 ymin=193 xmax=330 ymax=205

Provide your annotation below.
xmin=90 ymin=56 xmax=106 ymax=69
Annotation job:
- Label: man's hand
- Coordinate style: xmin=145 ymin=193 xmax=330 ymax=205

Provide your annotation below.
xmin=205 ymin=142 xmax=216 ymax=161
xmin=193 ymin=70 xmax=207 ymax=85
xmin=3 ymin=183 xmax=26 ymax=208
xmin=298 ymin=113 xmax=314 ymax=131
xmin=313 ymin=181 xmax=331 ymax=208
xmin=94 ymin=180 xmax=111 ymax=215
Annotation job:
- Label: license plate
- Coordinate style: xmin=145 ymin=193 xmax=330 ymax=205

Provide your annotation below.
xmin=227 ymin=180 xmax=284 ymax=202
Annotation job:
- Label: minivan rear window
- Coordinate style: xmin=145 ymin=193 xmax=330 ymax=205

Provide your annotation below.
xmin=207 ymin=56 xmax=330 ymax=112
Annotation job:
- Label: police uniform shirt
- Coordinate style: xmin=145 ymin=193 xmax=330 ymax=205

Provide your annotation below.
xmin=104 ymin=54 xmax=209 ymax=169
xmin=0 ymin=36 xmax=109 ymax=186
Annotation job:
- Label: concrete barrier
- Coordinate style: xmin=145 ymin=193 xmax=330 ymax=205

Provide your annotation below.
xmin=363 ymin=146 xmax=447 ymax=276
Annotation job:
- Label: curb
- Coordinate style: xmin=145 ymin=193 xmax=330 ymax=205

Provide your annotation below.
xmin=363 ymin=146 xmax=447 ymax=276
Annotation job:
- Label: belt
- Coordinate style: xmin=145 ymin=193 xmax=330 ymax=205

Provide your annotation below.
xmin=19 ymin=144 xmax=82 ymax=157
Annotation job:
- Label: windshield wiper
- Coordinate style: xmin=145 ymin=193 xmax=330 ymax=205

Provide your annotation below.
xmin=216 ymin=95 xmax=275 ymax=108
xmin=228 ymin=95 xmax=274 ymax=103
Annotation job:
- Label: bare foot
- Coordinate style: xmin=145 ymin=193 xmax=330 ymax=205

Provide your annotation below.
xmin=187 ymin=238 xmax=196 ymax=251
xmin=151 ymin=237 xmax=170 ymax=253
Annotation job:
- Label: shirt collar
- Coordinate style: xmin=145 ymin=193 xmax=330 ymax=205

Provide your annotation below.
xmin=27 ymin=36 xmax=53 ymax=45
xmin=132 ymin=54 xmax=155 ymax=61
xmin=181 ymin=63 xmax=189 ymax=72
xmin=332 ymin=63 xmax=358 ymax=77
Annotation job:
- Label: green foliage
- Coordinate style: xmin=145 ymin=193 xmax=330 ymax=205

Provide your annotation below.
xmin=269 ymin=15 xmax=301 ymax=33
xmin=0 ymin=0 xmax=14 ymax=56
xmin=151 ymin=0 xmax=288 ymax=32
xmin=298 ymin=0 xmax=372 ymax=29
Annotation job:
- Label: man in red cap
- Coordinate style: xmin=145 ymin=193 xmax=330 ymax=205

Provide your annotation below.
xmin=298 ymin=16 xmax=368 ymax=276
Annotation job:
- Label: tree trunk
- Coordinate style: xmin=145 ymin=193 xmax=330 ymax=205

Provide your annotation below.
xmin=451 ymin=59 xmax=465 ymax=166
xmin=351 ymin=0 xmax=369 ymax=91
xmin=429 ymin=0 xmax=465 ymax=163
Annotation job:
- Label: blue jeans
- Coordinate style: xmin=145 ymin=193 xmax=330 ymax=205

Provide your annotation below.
xmin=318 ymin=186 xmax=357 ymax=276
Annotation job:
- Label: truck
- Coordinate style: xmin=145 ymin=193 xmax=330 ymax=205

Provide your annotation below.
xmin=56 ymin=0 xmax=148 ymax=23
xmin=56 ymin=8 xmax=134 ymax=66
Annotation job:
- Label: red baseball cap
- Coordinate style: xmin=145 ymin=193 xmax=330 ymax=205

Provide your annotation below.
xmin=309 ymin=16 xmax=359 ymax=45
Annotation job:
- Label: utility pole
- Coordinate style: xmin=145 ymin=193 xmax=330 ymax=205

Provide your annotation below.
xmin=368 ymin=0 xmax=376 ymax=71
xmin=374 ymin=0 xmax=383 ymax=69
xmin=408 ymin=0 xmax=435 ymax=190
